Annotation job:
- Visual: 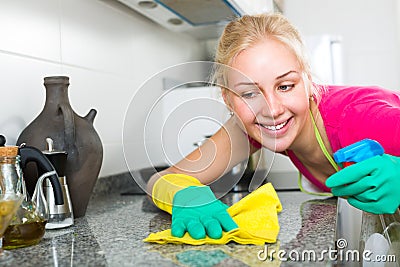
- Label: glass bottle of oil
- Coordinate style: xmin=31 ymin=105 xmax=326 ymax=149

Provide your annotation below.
xmin=0 ymin=140 xmax=63 ymax=249
xmin=3 ymin=172 xmax=50 ymax=249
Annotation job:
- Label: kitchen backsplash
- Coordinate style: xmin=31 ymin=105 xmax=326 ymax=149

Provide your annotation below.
xmin=0 ymin=0 xmax=206 ymax=178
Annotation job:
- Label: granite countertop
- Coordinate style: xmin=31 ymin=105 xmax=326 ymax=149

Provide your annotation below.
xmin=8 ymin=187 xmax=337 ymax=267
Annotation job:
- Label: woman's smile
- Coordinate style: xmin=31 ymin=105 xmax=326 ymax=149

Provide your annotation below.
xmin=255 ymin=116 xmax=293 ymax=136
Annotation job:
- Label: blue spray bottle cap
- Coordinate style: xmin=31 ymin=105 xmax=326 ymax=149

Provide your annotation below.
xmin=333 ymin=139 xmax=385 ymax=164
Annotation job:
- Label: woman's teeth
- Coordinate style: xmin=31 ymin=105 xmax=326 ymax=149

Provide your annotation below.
xmin=260 ymin=120 xmax=288 ymax=131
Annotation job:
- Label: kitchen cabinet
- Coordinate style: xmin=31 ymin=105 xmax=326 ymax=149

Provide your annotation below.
xmin=160 ymin=86 xmax=228 ymax=164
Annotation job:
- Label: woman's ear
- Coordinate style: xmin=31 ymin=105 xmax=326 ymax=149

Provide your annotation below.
xmin=302 ymin=72 xmax=313 ymax=98
xmin=307 ymin=74 xmax=313 ymax=96
xmin=221 ymin=87 xmax=233 ymax=112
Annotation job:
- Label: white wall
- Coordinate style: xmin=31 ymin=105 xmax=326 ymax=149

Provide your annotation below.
xmin=397 ymin=0 xmax=400 ymax=51
xmin=284 ymin=0 xmax=400 ymax=90
xmin=0 ymin=0 xmax=206 ymax=177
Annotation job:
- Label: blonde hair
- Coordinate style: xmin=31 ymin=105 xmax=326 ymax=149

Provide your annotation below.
xmin=212 ymin=13 xmax=324 ymax=103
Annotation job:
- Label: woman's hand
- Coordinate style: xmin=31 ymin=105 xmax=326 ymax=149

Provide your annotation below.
xmin=151 ymin=173 xmax=238 ymax=239
xmin=172 ymin=185 xmax=238 ymax=239
xmin=326 ymin=154 xmax=400 ymax=214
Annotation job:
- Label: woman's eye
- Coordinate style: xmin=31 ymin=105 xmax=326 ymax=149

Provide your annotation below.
xmin=278 ymin=84 xmax=295 ymax=91
xmin=241 ymin=91 xmax=259 ymax=99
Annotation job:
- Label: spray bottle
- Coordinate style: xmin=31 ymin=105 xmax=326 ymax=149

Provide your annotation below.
xmin=333 ymin=139 xmax=396 ymax=265
xmin=333 ymin=138 xmax=384 ymax=168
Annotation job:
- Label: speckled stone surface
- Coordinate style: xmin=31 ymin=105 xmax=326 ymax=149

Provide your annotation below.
xmin=7 ymin=187 xmax=337 ymax=267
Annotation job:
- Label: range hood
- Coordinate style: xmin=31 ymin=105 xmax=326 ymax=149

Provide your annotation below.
xmin=116 ymin=0 xmax=275 ymax=39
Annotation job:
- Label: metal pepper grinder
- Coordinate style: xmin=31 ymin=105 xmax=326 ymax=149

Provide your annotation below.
xmin=43 ymin=137 xmax=74 ymax=229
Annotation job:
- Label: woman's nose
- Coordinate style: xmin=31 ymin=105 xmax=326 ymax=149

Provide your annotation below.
xmin=261 ymin=93 xmax=284 ymax=118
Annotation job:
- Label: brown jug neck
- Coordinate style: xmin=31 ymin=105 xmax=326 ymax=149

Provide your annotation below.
xmin=43 ymin=76 xmax=71 ymax=109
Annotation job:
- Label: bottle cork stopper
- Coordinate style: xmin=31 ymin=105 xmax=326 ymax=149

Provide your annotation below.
xmin=0 ymin=146 xmax=19 ymax=157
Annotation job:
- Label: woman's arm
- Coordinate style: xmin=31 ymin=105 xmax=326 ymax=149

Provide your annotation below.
xmin=146 ymin=116 xmax=258 ymax=196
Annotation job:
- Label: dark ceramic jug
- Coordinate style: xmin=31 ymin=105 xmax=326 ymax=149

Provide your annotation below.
xmin=17 ymin=76 xmax=103 ymax=218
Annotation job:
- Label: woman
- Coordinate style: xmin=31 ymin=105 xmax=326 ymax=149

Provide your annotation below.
xmin=147 ymin=13 xmax=400 ymax=240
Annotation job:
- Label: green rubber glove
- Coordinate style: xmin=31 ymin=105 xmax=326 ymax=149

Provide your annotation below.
xmin=326 ymin=154 xmax=400 ymax=214
xmin=171 ymin=186 xmax=238 ymax=239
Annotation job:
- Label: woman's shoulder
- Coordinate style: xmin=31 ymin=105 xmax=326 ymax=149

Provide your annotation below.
xmin=319 ymin=84 xmax=400 ymax=113
xmin=319 ymin=84 xmax=400 ymax=153
xmin=321 ymin=84 xmax=400 ymax=101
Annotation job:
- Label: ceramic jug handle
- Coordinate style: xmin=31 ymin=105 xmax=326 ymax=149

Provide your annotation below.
xmin=59 ymin=103 xmax=76 ymax=152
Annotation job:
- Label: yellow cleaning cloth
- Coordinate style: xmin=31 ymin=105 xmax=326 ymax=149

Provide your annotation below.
xmin=144 ymin=183 xmax=282 ymax=245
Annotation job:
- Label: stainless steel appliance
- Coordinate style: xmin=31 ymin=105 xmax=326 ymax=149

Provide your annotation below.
xmin=43 ymin=138 xmax=73 ymax=229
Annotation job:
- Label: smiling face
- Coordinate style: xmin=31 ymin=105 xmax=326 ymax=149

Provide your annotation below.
xmin=224 ymin=37 xmax=312 ymax=152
